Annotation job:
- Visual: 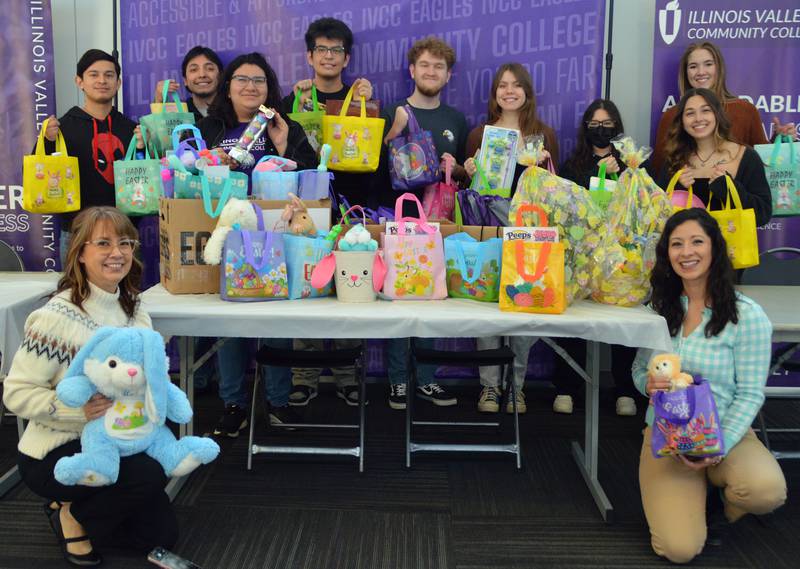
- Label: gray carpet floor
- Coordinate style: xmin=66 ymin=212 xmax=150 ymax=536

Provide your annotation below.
xmin=0 ymin=382 xmax=798 ymax=569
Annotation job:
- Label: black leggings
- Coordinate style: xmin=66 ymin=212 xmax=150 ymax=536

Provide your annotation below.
xmin=18 ymin=440 xmax=178 ymax=553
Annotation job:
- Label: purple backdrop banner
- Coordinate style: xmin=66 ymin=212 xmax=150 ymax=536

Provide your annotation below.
xmin=121 ymin=0 xmax=606 ymax=160
xmin=0 ymin=0 xmax=58 ymax=272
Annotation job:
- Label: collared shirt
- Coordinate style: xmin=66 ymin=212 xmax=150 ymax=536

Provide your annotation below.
xmin=632 ymin=292 xmax=773 ymax=453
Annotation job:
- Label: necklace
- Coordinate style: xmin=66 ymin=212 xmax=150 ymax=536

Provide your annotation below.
xmin=695 ymin=149 xmax=717 ymax=166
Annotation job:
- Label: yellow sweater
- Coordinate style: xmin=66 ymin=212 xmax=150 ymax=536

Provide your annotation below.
xmin=3 ymin=282 xmax=152 ymax=459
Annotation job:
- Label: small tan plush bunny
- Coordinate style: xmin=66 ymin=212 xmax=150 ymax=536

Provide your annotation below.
xmin=281 ymin=192 xmax=317 ymax=236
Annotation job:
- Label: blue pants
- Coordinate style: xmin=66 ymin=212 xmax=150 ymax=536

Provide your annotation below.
xmin=216 ymin=338 xmax=292 ymax=407
xmin=386 ymin=338 xmax=436 ymax=386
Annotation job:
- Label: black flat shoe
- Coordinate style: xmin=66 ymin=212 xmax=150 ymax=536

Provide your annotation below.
xmin=50 ymin=507 xmax=103 ymax=567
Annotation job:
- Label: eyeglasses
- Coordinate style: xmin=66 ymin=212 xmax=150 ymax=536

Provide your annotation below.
xmin=312 ymin=45 xmax=346 ymax=57
xmin=231 ymin=75 xmax=267 ymax=87
xmin=84 ymin=238 xmax=139 ymax=253
xmin=586 ymin=120 xmax=616 ymax=129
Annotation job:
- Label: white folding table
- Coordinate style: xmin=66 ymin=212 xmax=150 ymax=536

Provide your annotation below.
xmin=142 ymin=285 xmax=672 ymax=520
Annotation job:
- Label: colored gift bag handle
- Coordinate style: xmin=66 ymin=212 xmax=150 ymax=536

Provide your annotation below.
xmin=171 ymin=123 xmax=205 ymax=152
xmin=241 ymin=228 xmax=274 ymax=272
xmin=666 ymin=169 xmax=697 ymax=207
xmin=452 ymin=238 xmax=489 ymax=285
xmin=123 ymin=124 xmax=156 ymax=161
xmin=769 ymin=134 xmax=796 ymax=168
xmin=513 ymin=203 xmax=552 ymax=284
xmin=708 ymin=175 xmax=744 ymax=212
xmin=292 ymin=84 xmax=320 ymax=113
xmin=596 ymin=162 xmax=618 ymax=191
xmin=403 ymin=105 xmax=422 ymax=134
xmin=254 ymin=155 xmax=296 ymax=171
xmin=36 ymin=117 xmax=69 ymax=156
xmin=201 ymin=174 xmax=234 ymax=218
xmin=394 ymin=193 xmax=436 ymax=235
xmin=339 ymin=84 xmax=367 ymax=119
xmin=159 ymin=79 xmax=185 ymax=114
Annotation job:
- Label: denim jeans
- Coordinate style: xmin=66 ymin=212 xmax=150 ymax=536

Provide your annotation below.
xmin=217 ymin=338 xmax=292 ymax=408
xmin=386 ymin=338 xmax=436 ymax=386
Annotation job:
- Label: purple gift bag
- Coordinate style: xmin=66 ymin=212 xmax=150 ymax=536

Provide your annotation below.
xmin=389 ymin=106 xmax=440 ymax=191
xmin=651 ymin=378 xmax=725 ymax=458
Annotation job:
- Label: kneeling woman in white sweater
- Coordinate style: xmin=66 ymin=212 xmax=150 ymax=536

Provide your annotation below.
xmin=3 ymin=206 xmax=177 ymax=566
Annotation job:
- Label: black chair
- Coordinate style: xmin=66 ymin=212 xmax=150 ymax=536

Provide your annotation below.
xmin=247 ymin=344 xmax=367 ymax=472
xmin=406 ymin=339 xmax=521 ymax=469
xmin=741 ymin=247 xmax=800 ymax=454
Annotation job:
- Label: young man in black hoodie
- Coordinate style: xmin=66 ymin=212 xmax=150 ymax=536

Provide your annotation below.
xmin=154 ymin=45 xmax=223 ymax=122
xmin=42 ymin=49 xmax=141 ymax=264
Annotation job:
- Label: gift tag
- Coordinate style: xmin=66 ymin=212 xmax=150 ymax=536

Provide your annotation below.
xmin=386 ymin=221 xmax=440 ymax=235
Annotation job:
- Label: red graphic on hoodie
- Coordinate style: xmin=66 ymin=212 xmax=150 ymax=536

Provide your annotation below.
xmin=92 ymin=116 xmax=125 ymax=185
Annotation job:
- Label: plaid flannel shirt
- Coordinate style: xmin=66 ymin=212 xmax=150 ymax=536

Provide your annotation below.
xmin=633 ymin=293 xmax=773 ymax=453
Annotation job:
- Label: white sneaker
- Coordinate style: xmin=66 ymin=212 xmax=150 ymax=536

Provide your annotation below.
xmin=477 ymin=386 xmax=501 ymax=413
xmin=616 ymin=396 xmax=637 ymax=416
xmin=505 ymin=390 xmax=527 ymax=415
xmin=552 ymin=394 xmax=573 ymax=414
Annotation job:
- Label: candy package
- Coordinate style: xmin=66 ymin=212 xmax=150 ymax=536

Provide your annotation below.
xmin=509 ymin=136 xmax=606 ymax=304
xmin=591 ymin=136 xmax=672 ymax=307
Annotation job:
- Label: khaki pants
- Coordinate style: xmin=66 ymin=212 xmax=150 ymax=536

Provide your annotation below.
xmin=639 ymin=427 xmax=786 ymax=564
xmin=291 ymin=338 xmax=361 ymax=389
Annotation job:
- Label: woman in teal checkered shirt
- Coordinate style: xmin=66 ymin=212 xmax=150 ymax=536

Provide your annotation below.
xmin=632 ymin=208 xmax=786 ymax=564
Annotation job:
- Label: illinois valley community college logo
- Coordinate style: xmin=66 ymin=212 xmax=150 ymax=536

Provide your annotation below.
xmin=659 ymin=0 xmax=683 ymax=45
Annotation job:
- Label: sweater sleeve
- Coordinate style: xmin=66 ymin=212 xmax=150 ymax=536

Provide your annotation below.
xmin=722 ymin=300 xmax=772 ymax=452
xmin=2 ymin=309 xmax=87 ymax=424
xmin=741 ymin=101 xmax=769 ymax=147
xmin=632 ymin=347 xmax=654 ymax=397
xmin=282 ymin=118 xmax=318 ymax=171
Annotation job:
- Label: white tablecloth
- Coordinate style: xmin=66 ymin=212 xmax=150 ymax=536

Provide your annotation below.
xmin=0 ymin=272 xmax=60 ymax=376
xmin=142 ymin=285 xmax=672 ymax=351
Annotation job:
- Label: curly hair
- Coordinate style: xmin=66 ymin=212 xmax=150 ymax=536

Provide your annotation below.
xmin=663 ymin=88 xmax=732 ymax=179
xmin=208 ymin=52 xmax=283 ymax=129
xmin=649 ymin=208 xmax=738 ymax=338
xmin=407 ymin=36 xmax=455 ymax=70
xmin=304 ymin=18 xmax=354 ymax=55
xmin=678 ymin=42 xmax=735 ymax=101
xmin=56 ymin=207 xmax=142 ymax=319
xmin=487 ymin=63 xmax=551 ymax=139
xmin=562 ymin=98 xmax=625 ymax=176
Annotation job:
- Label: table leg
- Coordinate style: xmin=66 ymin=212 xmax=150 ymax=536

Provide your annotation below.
xmin=569 ymin=340 xmax=614 ymax=522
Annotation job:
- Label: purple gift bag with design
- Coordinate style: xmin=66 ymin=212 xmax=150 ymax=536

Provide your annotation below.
xmin=221 ymin=204 xmax=289 ymax=302
xmin=389 ymin=106 xmax=440 ymax=191
xmin=651 ymin=378 xmax=725 ymax=458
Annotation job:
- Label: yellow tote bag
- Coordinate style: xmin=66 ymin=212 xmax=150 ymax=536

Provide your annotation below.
xmin=708 ymin=175 xmax=759 ymax=269
xmin=23 ymin=118 xmax=81 ymax=214
xmin=322 ymin=86 xmax=384 ymax=173
xmin=665 ymin=169 xmax=706 ymax=212
xmin=499 ymin=204 xmax=566 ymax=314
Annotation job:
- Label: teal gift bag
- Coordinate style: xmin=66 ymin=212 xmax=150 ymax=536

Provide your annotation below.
xmin=284 ymin=233 xmax=334 ymax=299
xmin=755 ymin=135 xmax=800 ymax=216
xmin=140 ymin=80 xmax=196 ymax=155
xmin=173 ymin=168 xmax=248 ymax=201
xmin=113 ymin=125 xmax=163 ymax=215
xmin=444 ymin=232 xmax=502 ymax=302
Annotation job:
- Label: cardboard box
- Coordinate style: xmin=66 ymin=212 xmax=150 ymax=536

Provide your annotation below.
xmin=159 ymin=197 xmax=331 ymax=294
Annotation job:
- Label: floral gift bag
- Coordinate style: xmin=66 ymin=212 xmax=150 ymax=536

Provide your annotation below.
xmin=380 ymin=193 xmax=447 ymax=300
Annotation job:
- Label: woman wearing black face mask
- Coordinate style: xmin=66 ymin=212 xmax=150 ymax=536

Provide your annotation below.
xmin=560 ymin=99 xmax=626 ymax=189
xmin=557 ymin=99 xmax=643 ymax=418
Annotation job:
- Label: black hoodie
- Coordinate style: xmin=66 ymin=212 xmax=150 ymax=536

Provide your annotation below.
xmin=44 ymin=106 xmax=136 ymax=230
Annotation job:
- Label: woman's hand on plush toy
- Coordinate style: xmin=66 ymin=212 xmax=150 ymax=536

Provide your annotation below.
xmin=645 ymin=372 xmax=672 ymax=396
xmin=83 ymin=393 xmax=113 ymax=421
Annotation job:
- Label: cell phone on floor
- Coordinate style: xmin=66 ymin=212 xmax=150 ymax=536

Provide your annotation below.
xmin=147 ymin=547 xmax=202 ymax=569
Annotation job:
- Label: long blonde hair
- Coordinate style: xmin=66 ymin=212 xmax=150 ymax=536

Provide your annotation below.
xmin=56 ymin=206 xmax=142 ymax=318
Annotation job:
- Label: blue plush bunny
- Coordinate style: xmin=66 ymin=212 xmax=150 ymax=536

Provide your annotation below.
xmin=54 ymin=327 xmax=220 ymax=486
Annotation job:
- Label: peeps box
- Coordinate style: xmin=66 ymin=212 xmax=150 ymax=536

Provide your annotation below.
xmin=158 ymin=197 xmax=331 ymax=294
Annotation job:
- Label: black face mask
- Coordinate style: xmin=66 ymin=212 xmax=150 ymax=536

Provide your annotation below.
xmin=586 ymin=126 xmax=619 ymax=149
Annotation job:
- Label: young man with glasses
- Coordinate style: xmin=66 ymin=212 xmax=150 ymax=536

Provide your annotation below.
xmin=40 ymin=49 xmax=143 ymax=267
xmin=154 ymin=46 xmax=223 ymax=121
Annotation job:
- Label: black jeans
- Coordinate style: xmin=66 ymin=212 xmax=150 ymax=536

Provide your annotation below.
xmin=18 ymin=440 xmax=178 ymax=553
xmin=552 ymin=340 xmax=639 ymax=399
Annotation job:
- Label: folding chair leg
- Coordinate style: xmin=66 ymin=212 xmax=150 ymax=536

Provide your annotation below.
xmin=405 ymin=360 xmax=416 ymax=469
xmin=756 ymin=410 xmax=771 ymax=451
xmin=358 ymin=358 xmax=366 ymax=473
xmin=247 ymin=366 xmax=260 ymax=471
